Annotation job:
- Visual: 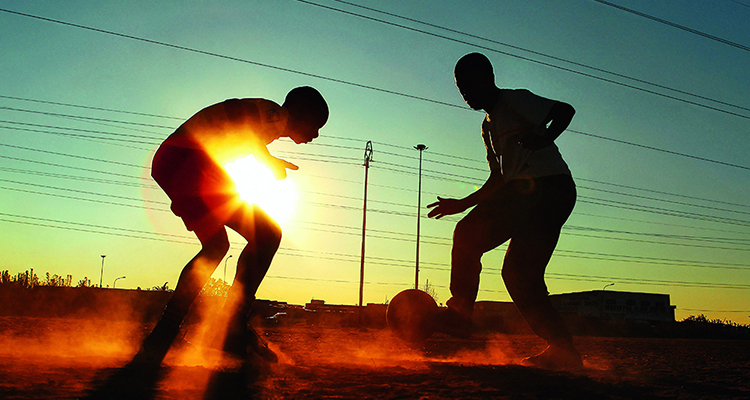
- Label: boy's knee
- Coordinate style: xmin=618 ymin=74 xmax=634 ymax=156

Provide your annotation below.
xmin=453 ymin=218 xmax=480 ymax=250
xmin=268 ymin=225 xmax=282 ymax=247
xmin=203 ymin=235 xmax=230 ymax=260
xmin=502 ymin=265 xmax=549 ymax=301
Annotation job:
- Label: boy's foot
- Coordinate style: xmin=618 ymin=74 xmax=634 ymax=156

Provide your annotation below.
xmin=430 ymin=307 xmax=473 ymax=339
xmin=521 ymin=345 xmax=583 ymax=371
xmin=247 ymin=328 xmax=279 ymax=363
xmin=223 ymin=325 xmax=278 ymax=364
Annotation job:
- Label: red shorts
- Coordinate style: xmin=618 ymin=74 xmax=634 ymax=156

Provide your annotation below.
xmin=151 ymin=144 xmax=239 ymax=232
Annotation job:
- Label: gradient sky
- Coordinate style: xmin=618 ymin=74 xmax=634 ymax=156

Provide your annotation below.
xmin=1 ymin=0 xmax=748 ymax=322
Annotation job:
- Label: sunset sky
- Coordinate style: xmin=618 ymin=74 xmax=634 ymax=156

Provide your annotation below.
xmin=1 ymin=0 xmax=748 ymax=323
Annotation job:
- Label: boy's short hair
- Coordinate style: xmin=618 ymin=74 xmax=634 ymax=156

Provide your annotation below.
xmin=454 ymin=52 xmax=495 ymax=82
xmin=283 ymin=86 xmax=329 ymax=128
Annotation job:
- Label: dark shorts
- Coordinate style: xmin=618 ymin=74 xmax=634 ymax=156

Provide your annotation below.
xmin=152 ymin=144 xmax=239 ymax=232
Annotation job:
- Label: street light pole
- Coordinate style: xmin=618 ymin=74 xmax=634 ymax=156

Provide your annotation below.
xmin=224 ymin=254 xmax=233 ymax=284
xmin=99 ymin=255 xmax=106 ymax=288
xmin=414 ymin=144 xmax=427 ymax=290
xmin=113 ymin=276 xmax=126 ymax=288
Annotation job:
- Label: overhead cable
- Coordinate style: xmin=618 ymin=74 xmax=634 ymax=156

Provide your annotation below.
xmin=593 ymin=0 xmax=750 ymax=52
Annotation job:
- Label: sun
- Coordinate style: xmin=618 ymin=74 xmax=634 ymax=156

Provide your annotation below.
xmin=223 ymin=155 xmax=297 ymax=225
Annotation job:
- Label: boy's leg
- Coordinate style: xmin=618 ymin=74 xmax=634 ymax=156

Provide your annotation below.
xmin=448 ymin=204 xmax=512 ymax=317
xmin=433 ymin=198 xmax=514 ymax=337
xmin=501 ymin=231 xmax=571 ymax=345
xmin=502 ymin=232 xmax=581 ymax=369
xmin=222 ymin=205 xmax=282 ymax=360
xmin=133 ymin=227 xmax=229 ymax=364
xmin=502 ymin=176 xmax=580 ymax=368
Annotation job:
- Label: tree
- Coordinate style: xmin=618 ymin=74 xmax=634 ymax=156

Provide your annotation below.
xmin=150 ymin=282 xmax=171 ymax=292
xmin=76 ymin=277 xmax=92 ymax=288
xmin=422 ymin=279 xmax=439 ymax=304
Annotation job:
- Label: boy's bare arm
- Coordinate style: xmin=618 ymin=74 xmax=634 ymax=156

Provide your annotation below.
xmin=519 ymin=101 xmax=575 ymax=150
xmin=254 ymin=145 xmax=299 ymax=180
xmin=427 ymin=170 xmax=503 ymax=219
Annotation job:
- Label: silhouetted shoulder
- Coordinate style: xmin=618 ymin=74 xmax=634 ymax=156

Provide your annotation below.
xmin=223 ymin=98 xmax=260 ymax=124
xmin=501 ymin=89 xmax=555 ymax=126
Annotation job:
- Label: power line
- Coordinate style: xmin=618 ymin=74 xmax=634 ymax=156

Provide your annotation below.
xmin=546 ymin=272 xmax=750 ymax=290
xmin=0 ymin=106 xmax=175 ymax=130
xmin=2 ymin=108 xmax=748 ymax=253
xmin=0 ymin=166 xmax=157 ymax=189
xmin=323 ymin=0 xmax=750 ymax=114
xmin=0 ymin=186 xmax=167 ymax=211
xmin=575 ymin=211 xmax=750 ymax=238
xmin=0 ymin=7 xmax=463 ymax=110
xmin=578 ymin=178 xmax=750 ymax=210
xmin=564 ymin=225 xmax=750 ymax=247
xmin=294 ymin=0 xmax=750 ymax=120
xmin=4 ymin=4 xmax=750 ymax=127
xmin=0 ymin=143 xmax=143 ymax=168
xmin=553 ymin=249 xmax=749 ymax=271
xmin=579 ymin=195 xmax=750 ymax=226
xmin=571 ymin=129 xmax=750 ymax=171
xmin=0 ymin=154 xmax=149 ymax=181
xmin=0 ymin=94 xmax=185 ymax=120
xmin=0 ymin=179 xmax=169 ymax=205
xmin=577 ymin=185 xmax=750 ymax=217
xmin=0 ymin=119 xmax=164 ymax=140
xmin=727 ymin=0 xmax=750 ymax=9
xmin=5 ymin=136 xmax=749 ymax=231
xmin=4 ymin=115 xmax=746 ymax=218
xmin=593 ymin=0 xmax=750 ymax=52
xmin=4 ymin=124 xmax=748 ymax=232
xmin=2 ymin=74 xmax=748 ymax=172
xmin=0 ymin=123 xmax=161 ymax=146
xmin=4 ymin=167 xmax=750 ymax=254
xmin=563 ymin=229 xmax=750 ymax=253
xmin=10 ymin=156 xmax=749 ymax=244
xmin=2 ymin=213 xmax=747 ymax=289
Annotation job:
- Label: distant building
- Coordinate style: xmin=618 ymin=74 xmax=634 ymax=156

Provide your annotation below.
xmin=550 ymin=290 xmax=675 ymax=322
xmin=302 ymin=299 xmax=387 ymax=327
xmin=304 ymin=299 xmax=358 ymax=314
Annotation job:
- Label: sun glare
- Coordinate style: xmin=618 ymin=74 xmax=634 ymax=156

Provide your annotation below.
xmin=223 ymin=155 xmax=296 ymax=225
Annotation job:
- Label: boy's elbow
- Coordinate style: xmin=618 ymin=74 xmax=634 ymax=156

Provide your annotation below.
xmin=558 ymin=101 xmax=575 ymax=120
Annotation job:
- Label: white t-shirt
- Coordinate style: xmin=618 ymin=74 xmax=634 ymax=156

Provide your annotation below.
xmin=481 ymin=89 xmax=571 ymax=181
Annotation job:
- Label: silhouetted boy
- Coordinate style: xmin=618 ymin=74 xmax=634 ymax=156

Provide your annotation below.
xmin=427 ymin=53 xmax=582 ymax=370
xmin=134 ymin=86 xmax=328 ymax=365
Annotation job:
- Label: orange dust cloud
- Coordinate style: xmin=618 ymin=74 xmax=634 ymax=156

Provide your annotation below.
xmin=0 ymin=317 xmax=141 ymax=366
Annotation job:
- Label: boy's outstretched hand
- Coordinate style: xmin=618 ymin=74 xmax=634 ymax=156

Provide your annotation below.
xmin=268 ymin=156 xmax=299 ymax=180
xmin=427 ymin=196 xmax=467 ymax=219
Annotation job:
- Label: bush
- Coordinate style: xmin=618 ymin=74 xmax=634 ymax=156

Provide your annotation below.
xmin=200 ymin=277 xmax=231 ymax=297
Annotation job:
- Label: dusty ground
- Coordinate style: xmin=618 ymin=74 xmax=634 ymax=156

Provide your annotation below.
xmin=0 ymin=316 xmax=748 ymax=399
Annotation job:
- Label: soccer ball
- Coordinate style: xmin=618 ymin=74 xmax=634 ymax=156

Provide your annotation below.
xmin=387 ymin=289 xmax=439 ymax=342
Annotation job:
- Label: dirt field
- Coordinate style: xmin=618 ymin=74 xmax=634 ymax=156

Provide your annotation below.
xmin=0 ymin=316 xmax=748 ymax=399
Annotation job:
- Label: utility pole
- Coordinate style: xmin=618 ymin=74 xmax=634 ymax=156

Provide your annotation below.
xmin=99 ymin=254 xmax=106 ymax=288
xmin=414 ymin=144 xmax=427 ymax=290
xmin=359 ymin=141 xmax=373 ymax=310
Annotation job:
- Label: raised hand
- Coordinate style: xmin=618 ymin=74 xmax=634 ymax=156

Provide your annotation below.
xmin=268 ymin=157 xmax=299 ymax=180
xmin=427 ymin=196 xmax=467 ymax=219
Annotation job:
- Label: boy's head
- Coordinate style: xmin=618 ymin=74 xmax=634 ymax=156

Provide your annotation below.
xmin=283 ymin=86 xmax=329 ymax=144
xmin=454 ymin=53 xmax=497 ymax=111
